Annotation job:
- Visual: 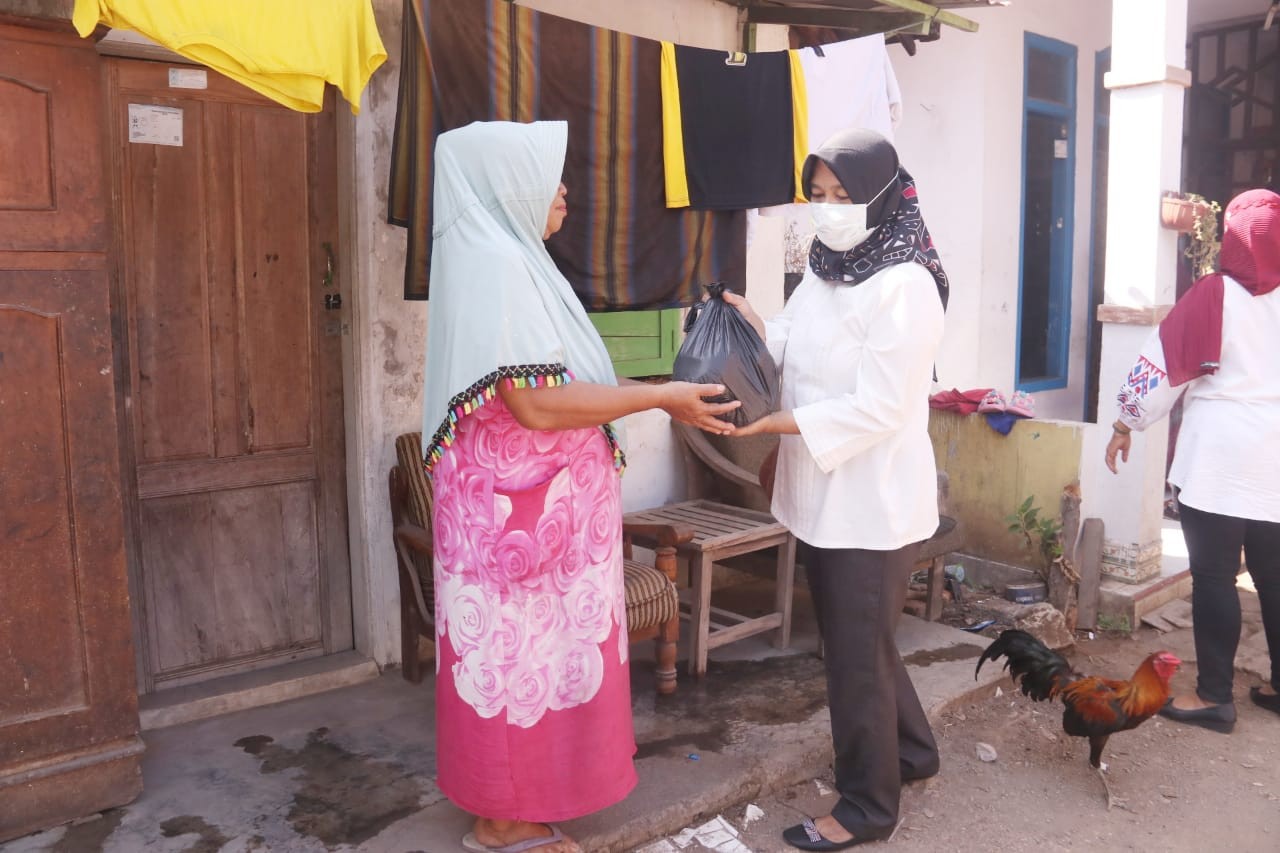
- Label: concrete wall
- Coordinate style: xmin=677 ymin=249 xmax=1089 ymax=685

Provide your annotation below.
xmin=930 ymin=411 xmax=1085 ymax=567
xmin=930 ymin=410 xmax=1117 ymax=576
xmin=890 ymin=1 xmax=1113 ymax=421
xmin=344 ymin=0 xmax=787 ymax=666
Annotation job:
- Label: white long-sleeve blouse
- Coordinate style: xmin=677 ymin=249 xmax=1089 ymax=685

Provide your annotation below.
xmin=1116 ymin=275 xmax=1280 ymax=522
xmin=764 ymin=263 xmax=944 ymax=550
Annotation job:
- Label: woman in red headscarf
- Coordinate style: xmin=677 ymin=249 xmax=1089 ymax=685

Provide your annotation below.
xmin=1107 ymin=188 xmax=1280 ymax=732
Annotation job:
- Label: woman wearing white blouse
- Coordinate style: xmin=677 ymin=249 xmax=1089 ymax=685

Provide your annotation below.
xmin=726 ymin=129 xmax=948 ymax=851
xmin=1106 ymin=189 xmax=1280 ymax=734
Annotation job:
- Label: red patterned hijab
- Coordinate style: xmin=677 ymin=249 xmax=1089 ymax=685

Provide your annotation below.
xmin=1159 ymin=189 xmax=1280 ymax=386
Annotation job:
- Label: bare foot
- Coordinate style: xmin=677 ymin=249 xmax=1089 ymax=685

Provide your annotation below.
xmin=472 ymin=819 xmax=580 ymax=853
xmin=1257 ymin=685 xmax=1278 ymax=697
xmin=811 ymin=815 xmax=854 ymax=845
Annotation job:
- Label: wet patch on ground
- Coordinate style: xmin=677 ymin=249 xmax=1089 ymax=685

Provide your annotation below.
xmin=635 ymin=721 xmax=734 ymax=760
xmin=159 ymin=816 xmax=230 ymax=853
xmin=632 ymin=652 xmax=829 ymax=760
xmin=902 ymin=644 xmax=983 ymax=667
xmin=49 ymin=809 xmax=124 ymax=853
xmin=234 ymin=726 xmax=426 ymax=847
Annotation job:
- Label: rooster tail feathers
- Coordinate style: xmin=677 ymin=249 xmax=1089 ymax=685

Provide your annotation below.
xmin=974 ymin=629 xmax=1074 ymax=702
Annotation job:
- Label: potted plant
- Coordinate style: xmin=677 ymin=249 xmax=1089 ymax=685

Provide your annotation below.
xmin=1160 ymin=191 xmax=1212 ymax=234
xmin=1183 ymin=192 xmax=1222 ymax=278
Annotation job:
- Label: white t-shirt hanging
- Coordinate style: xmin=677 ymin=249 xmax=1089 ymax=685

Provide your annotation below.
xmin=797 ymin=33 xmax=901 ymax=147
xmin=760 ymin=34 xmax=902 ymax=237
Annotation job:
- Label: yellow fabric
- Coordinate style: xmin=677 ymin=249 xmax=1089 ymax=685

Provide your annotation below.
xmin=788 ymin=49 xmax=809 ymax=203
xmin=659 ymin=41 xmax=691 ymax=209
xmin=72 ymin=0 xmax=387 ymax=114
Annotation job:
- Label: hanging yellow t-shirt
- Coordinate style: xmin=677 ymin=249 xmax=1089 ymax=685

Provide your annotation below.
xmin=73 ymin=0 xmax=387 ymax=114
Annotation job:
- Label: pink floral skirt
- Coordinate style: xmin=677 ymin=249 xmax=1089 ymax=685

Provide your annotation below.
xmin=430 ymin=398 xmax=637 ymax=820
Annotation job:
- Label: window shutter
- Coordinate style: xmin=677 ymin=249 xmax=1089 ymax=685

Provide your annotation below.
xmin=589 ymin=308 xmax=683 ymax=378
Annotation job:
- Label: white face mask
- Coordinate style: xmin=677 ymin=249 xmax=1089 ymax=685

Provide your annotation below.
xmin=810 ymin=174 xmax=896 ymax=252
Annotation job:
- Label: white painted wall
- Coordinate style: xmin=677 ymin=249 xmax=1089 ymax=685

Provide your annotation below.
xmin=890 ymin=0 xmax=1113 ymax=421
xmin=344 ymin=0 xmax=784 ymax=666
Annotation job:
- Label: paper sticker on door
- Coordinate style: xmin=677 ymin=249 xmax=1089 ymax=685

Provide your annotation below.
xmin=128 ymin=104 xmax=183 ymax=147
xmin=168 ymin=68 xmax=208 ymax=89
xmin=1053 ymin=139 xmax=1069 ymax=159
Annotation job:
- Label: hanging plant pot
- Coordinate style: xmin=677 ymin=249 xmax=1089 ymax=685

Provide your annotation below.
xmin=1160 ymin=194 xmax=1209 ymax=233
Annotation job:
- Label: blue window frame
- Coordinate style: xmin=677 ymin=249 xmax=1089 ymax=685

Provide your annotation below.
xmin=1016 ymin=33 xmax=1078 ymax=392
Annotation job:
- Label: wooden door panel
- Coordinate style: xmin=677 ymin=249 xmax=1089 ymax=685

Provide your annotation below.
xmin=238 ymin=107 xmax=313 ymax=453
xmin=0 ymin=25 xmax=142 ymax=840
xmin=140 ymin=483 xmax=323 ymax=674
xmin=123 ymin=98 xmax=216 ymax=464
xmin=0 ymin=307 xmax=89 ymax=722
xmin=0 ymin=77 xmax=53 ymax=209
xmin=110 ymin=59 xmax=350 ymax=688
xmin=0 ymin=28 xmax=107 ymax=252
xmin=0 ymin=268 xmax=140 ymax=768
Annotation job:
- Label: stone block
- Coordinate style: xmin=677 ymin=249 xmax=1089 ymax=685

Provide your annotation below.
xmin=972 ymin=598 xmax=1075 ymax=650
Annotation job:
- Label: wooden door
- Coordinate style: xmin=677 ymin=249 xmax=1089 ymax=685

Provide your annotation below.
xmin=0 ymin=19 xmax=143 ymax=840
xmin=106 ymin=59 xmax=351 ymax=691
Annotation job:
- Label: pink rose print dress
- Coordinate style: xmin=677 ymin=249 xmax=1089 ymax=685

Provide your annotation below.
xmin=430 ymin=396 xmax=637 ymax=820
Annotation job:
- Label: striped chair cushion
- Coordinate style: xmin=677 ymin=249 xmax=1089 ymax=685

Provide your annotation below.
xmin=624 ymin=559 xmax=678 ymax=632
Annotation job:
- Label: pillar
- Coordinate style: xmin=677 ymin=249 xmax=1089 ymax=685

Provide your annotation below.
xmin=1092 ymin=0 xmax=1189 ymax=584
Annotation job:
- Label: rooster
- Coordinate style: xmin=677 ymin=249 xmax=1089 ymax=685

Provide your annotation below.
xmin=975 ymin=629 xmax=1181 ymax=809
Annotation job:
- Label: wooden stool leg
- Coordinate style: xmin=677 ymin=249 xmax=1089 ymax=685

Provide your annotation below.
xmin=924 ymin=555 xmax=945 ymax=622
xmin=774 ymin=535 xmax=796 ymax=649
xmin=689 ymin=552 xmax=712 ymax=677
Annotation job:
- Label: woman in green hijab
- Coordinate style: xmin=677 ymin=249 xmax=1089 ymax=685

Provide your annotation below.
xmin=422 ymin=120 xmax=735 ymax=853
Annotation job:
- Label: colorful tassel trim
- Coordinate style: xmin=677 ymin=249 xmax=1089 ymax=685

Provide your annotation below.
xmin=422 ymin=365 xmax=627 ymax=477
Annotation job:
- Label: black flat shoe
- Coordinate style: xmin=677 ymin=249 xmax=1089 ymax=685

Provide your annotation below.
xmin=1158 ymin=698 xmax=1237 ymax=733
xmin=1250 ymin=686 xmax=1280 ymax=716
xmin=782 ymin=819 xmax=889 ymax=851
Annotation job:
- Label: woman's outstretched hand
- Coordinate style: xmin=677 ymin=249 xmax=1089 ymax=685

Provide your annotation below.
xmin=1105 ymin=431 xmax=1131 ymax=474
xmin=660 ymin=382 xmax=740 ymax=435
xmin=718 ymin=290 xmax=766 ymax=341
xmin=733 ymin=410 xmax=799 ymax=437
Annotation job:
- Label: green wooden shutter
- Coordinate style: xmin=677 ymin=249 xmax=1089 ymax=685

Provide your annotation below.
xmin=589 ymin=308 xmax=683 ymax=378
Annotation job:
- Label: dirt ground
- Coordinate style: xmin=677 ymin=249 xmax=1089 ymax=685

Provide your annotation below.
xmin=674 ymin=622 xmax=1280 ymax=853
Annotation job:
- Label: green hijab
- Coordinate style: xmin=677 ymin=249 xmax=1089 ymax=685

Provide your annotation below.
xmin=421 ymin=121 xmax=622 ymax=471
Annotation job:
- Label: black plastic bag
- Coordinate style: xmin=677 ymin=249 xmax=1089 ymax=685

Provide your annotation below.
xmin=672 ymin=283 xmax=780 ymax=428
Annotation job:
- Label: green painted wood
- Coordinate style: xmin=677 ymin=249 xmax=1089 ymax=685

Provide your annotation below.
xmin=590 ymin=308 xmax=682 ymax=378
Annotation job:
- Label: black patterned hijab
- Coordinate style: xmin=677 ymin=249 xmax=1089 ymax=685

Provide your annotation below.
xmin=804 ymin=129 xmax=949 ymax=310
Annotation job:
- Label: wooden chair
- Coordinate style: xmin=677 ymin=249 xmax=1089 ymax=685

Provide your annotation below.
xmin=917 ymin=473 xmax=965 ymax=621
xmin=389 ymin=432 xmax=692 ymax=694
xmin=623 ymin=424 xmax=797 ymax=678
xmin=674 ymin=423 xmax=962 ymax=625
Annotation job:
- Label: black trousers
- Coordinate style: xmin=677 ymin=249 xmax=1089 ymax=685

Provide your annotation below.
xmin=1178 ymin=499 xmax=1280 ymax=704
xmin=802 ymin=541 xmax=940 ymax=837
